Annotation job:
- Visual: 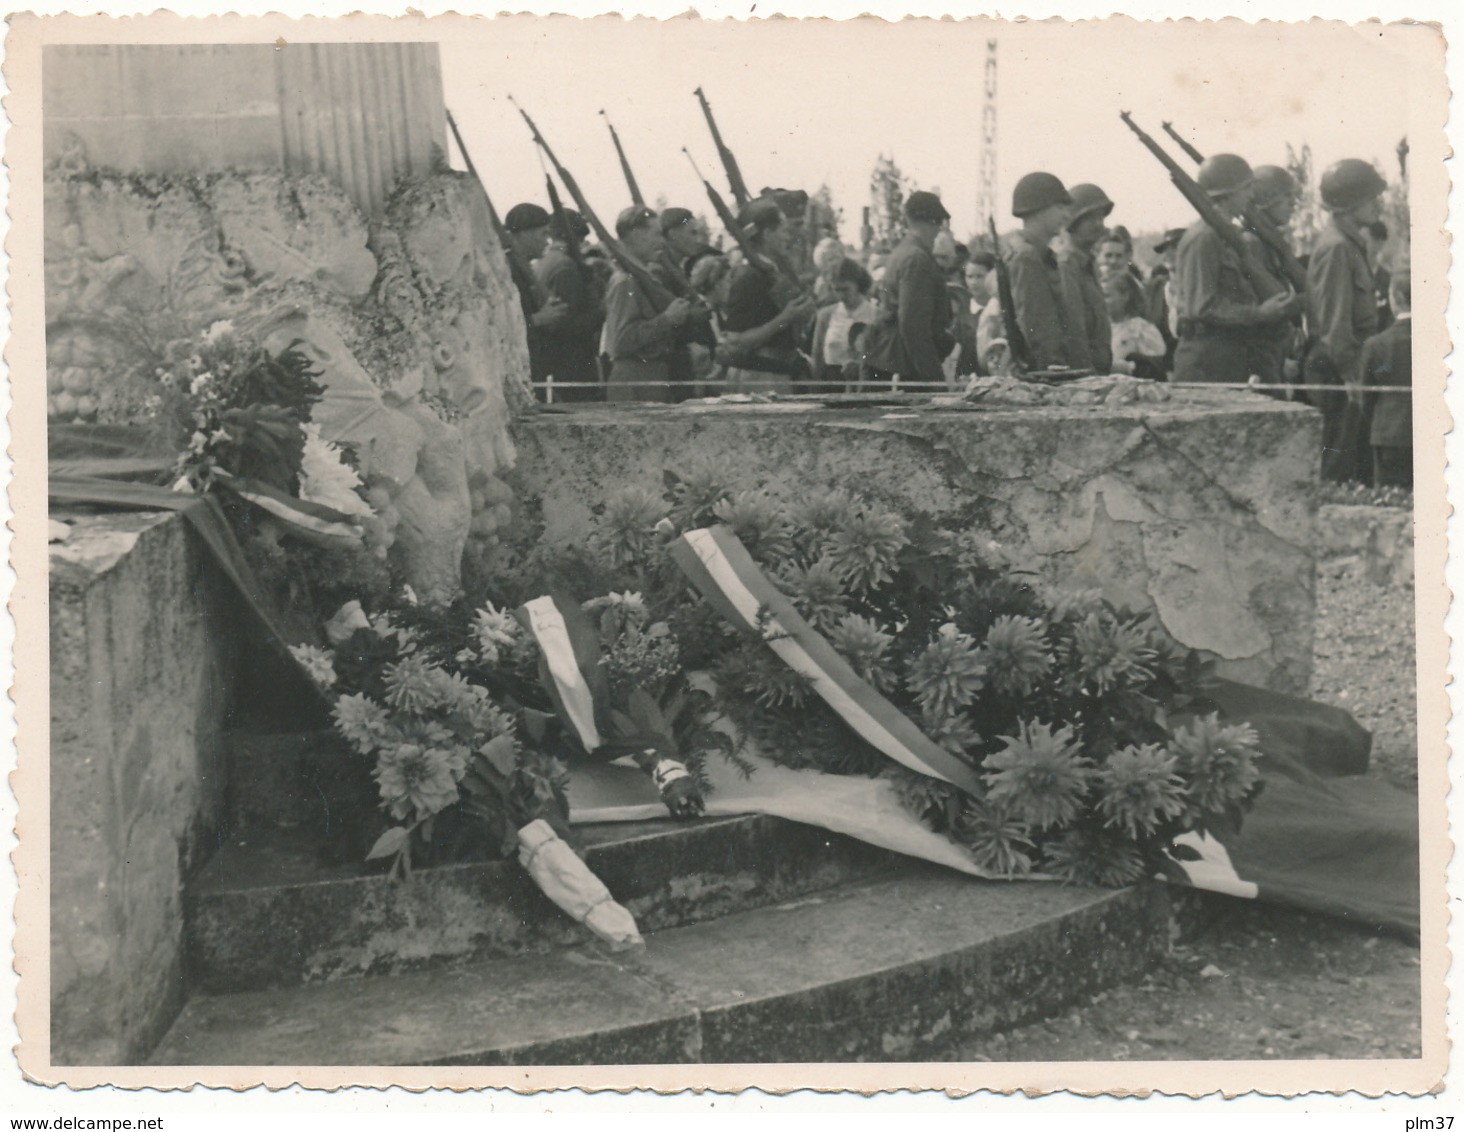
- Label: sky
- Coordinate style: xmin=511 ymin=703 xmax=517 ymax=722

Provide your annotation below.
xmin=440 ymin=16 xmax=1419 ymax=247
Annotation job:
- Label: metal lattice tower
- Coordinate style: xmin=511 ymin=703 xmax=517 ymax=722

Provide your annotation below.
xmin=978 ymin=38 xmax=998 ymax=234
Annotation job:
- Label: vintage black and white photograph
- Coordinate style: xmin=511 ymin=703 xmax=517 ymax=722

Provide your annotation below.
xmin=8 ymin=8 xmax=1450 ymax=1096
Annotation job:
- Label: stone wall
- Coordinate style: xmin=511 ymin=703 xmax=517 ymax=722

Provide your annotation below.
xmin=508 ymin=394 xmax=1320 ymax=693
xmin=50 ymin=511 xmax=242 ymax=1064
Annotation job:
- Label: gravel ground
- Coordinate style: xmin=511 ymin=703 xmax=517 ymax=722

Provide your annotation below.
xmin=1312 ymin=558 xmax=1418 ymax=789
xmin=949 ymin=509 xmax=1421 ymax=1062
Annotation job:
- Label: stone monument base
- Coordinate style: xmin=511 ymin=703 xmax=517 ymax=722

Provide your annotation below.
xmin=510 ymin=390 xmax=1319 ymax=693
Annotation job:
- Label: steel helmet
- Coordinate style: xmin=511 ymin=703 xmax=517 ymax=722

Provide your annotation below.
xmin=1251 ymin=165 xmax=1298 ymax=205
xmin=1012 ymin=172 xmax=1072 ymax=218
xmin=1196 ymin=154 xmax=1255 ymax=198
xmin=1065 ymin=183 xmax=1115 ymax=226
xmin=1320 ymin=158 xmax=1388 ymax=211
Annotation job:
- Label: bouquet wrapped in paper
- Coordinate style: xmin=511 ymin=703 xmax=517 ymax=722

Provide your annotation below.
xmin=517 ymin=818 xmax=643 ymax=950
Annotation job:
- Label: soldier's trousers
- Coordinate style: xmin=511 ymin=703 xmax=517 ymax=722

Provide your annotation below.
xmin=1173 ymin=334 xmax=1250 ymax=384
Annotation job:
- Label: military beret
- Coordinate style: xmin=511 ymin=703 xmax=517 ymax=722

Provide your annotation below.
xmin=615 ymin=205 xmax=658 ymax=238
xmin=503 ymin=202 xmax=551 ymax=232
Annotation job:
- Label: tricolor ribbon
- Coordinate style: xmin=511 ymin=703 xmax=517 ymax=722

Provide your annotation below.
xmin=669 ymin=525 xmax=987 ymax=798
xmin=517 ymin=595 xmax=604 ymax=752
xmin=214 ymin=473 xmax=365 ymax=552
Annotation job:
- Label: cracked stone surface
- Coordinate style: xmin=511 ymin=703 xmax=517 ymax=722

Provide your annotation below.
xmin=510 ymin=394 xmax=1319 ymax=692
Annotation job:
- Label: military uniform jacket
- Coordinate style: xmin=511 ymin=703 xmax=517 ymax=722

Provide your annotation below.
xmin=1005 ymin=231 xmax=1080 ymax=371
xmin=603 ymin=270 xmax=679 ymax=364
xmin=1173 ymin=220 xmax=1264 ymax=330
xmin=1058 ymin=243 xmax=1112 ymax=372
xmin=531 ymin=246 xmax=603 ymax=382
xmin=1361 ymin=316 xmax=1412 ymax=449
xmin=1306 ymin=219 xmax=1378 ymax=387
xmin=865 ymin=235 xmax=952 ymax=384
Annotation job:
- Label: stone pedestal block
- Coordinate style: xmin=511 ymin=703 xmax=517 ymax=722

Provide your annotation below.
xmin=49 ymin=511 xmax=242 ymax=1064
xmin=509 ymin=393 xmax=1320 ymax=693
xmin=44 ymin=43 xmax=446 ymax=220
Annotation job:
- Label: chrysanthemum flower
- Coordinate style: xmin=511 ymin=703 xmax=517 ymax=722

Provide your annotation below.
xmin=713 ymin=491 xmax=795 ymax=567
xmin=982 ymin=615 xmax=1054 ymax=697
xmin=823 ymin=507 xmax=908 ymax=593
xmin=920 ymin=702 xmax=983 ymax=756
xmin=667 ymin=462 xmax=735 ymax=530
xmin=593 ymin=487 xmax=667 ymax=567
xmin=906 ymin=622 xmax=987 ymax=718
xmin=776 ymin=557 xmax=850 ymax=634
xmin=982 ymin=720 xmax=1092 ymax=830
xmin=288 ymin=644 xmax=337 ymax=690
xmin=955 ymin=798 xmax=1035 ymax=877
xmin=375 ymin=742 xmax=459 ymax=821
xmin=429 ymin=667 xmax=474 ymax=708
xmin=298 ymin=424 xmax=373 ymax=519
xmin=785 ymin=487 xmax=859 ymax=556
xmin=331 ymin=692 xmax=392 ymax=754
xmin=1041 ymin=824 xmax=1146 ymax=887
xmin=1045 ymin=586 xmax=1106 ymax=623
xmin=471 ymin=602 xmax=521 ymax=665
xmin=382 ymin=653 xmax=446 ymax=714
xmin=950 ymin=529 xmax=1011 ymax=576
xmin=1095 ymin=743 xmax=1187 ymax=837
xmin=827 ymin=613 xmax=896 ymax=692
xmin=455 ymin=689 xmax=513 ymax=742
xmin=1071 ymin=612 xmax=1156 ymax=693
xmin=1171 ymin=713 xmax=1263 ymax=815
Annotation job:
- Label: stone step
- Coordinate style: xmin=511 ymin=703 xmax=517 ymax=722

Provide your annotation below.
xmin=155 ymin=864 xmax=1170 ymax=1065
xmin=185 ymin=812 xmax=901 ymax=994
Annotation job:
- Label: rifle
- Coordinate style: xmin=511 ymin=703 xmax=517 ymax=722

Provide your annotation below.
xmin=682 ymin=147 xmax=804 ymax=302
xmin=1161 ymin=120 xmax=1308 ymax=291
xmin=446 ymin=107 xmax=540 ymax=301
xmin=599 ymin=110 xmax=645 ymax=207
xmin=1120 ymin=111 xmax=1290 ymax=301
xmin=543 ymin=172 xmax=583 ymax=267
xmin=509 ymin=97 xmax=679 ymax=312
xmin=1162 ymin=120 xmax=1205 ymax=165
xmin=988 ymin=218 xmax=1034 ymax=374
xmin=693 ymin=87 xmax=752 ymax=210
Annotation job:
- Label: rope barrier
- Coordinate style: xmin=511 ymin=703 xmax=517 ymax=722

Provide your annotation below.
xmin=531 ymin=379 xmax=1413 ymax=400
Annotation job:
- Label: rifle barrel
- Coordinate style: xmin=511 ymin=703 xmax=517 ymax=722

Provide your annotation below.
xmin=600 ymin=110 xmax=645 ymax=207
xmin=510 ymin=97 xmax=678 ymax=311
xmin=1161 ymin=120 xmax=1205 ymax=165
xmin=1120 ymin=111 xmax=1288 ymax=301
xmin=446 ymin=107 xmax=538 ymax=296
xmin=1159 ymin=117 xmax=1306 ymax=290
xmin=694 ymin=87 xmax=752 ymax=210
xmin=988 ymin=218 xmax=1033 ymax=373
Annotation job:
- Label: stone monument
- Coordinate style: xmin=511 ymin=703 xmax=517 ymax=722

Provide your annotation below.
xmin=45 ymin=41 xmax=531 ymax=1065
xmin=44 ymin=42 xmax=529 ymax=602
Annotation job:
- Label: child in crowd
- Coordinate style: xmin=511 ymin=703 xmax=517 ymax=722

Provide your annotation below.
xmin=1360 ymin=271 xmax=1413 ymax=489
xmin=1101 ymin=271 xmax=1167 ymax=379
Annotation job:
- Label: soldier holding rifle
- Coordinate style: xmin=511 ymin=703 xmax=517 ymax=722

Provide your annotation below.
xmin=651 ymin=207 xmax=718 ymax=399
xmin=1305 ymin=158 xmax=1389 ymax=483
xmin=534 ymin=207 xmax=603 ymax=401
xmin=1172 ymin=154 xmax=1297 ymax=384
xmin=503 ymin=203 xmax=571 ymax=389
xmin=718 ymin=199 xmax=817 ymax=393
xmin=1246 ymin=165 xmax=1306 ymax=388
xmin=602 ymin=205 xmax=696 ymax=402
xmin=1058 ymin=183 xmax=1116 ymax=373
